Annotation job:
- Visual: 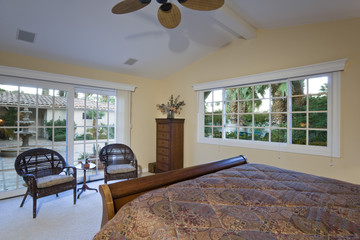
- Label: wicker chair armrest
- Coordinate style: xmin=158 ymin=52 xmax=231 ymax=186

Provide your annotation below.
xmin=130 ymin=158 xmax=138 ymax=166
xmin=64 ymin=166 xmax=77 ymax=178
xmin=22 ymin=173 xmax=37 ymax=190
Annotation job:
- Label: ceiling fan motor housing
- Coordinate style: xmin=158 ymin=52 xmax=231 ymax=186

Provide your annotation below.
xmin=160 ymin=3 xmax=172 ymax=11
xmin=156 ymin=0 xmax=168 ymax=4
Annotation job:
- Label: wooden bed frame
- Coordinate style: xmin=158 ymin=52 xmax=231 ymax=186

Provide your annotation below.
xmin=99 ymin=155 xmax=248 ymax=227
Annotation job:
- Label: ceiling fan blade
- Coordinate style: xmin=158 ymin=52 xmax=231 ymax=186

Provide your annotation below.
xmin=157 ymin=3 xmax=181 ymax=29
xmin=112 ymin=0 xmax=150 ymax=14
xmin=178 ymin=0 xmax=224 ymax=11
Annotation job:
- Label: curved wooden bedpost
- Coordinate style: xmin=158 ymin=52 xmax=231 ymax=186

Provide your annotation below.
xmin=99 ymin=155 xmax=248 ymax=228
xmin=99 ymin=184 xmax=115 ymax=228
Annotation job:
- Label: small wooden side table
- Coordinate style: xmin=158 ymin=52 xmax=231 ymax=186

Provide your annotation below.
xmin=76 ymin=162 xmax=98 ymax=199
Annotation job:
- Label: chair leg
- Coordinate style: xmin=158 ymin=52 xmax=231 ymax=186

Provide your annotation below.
xmin=73 ymin=187 xmax=76 ymax=205
xmin=20 ymin=189 xmax=29 ymax=207
xmin=33 ymin=195 xmax=37 ymax=218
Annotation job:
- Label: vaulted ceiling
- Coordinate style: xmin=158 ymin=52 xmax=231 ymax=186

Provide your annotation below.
xmin=1 ymin=0 xmax=360 ymax=80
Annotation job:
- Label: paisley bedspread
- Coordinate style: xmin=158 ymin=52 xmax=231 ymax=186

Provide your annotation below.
xmin=93 ymin=163 xmax=360 ymax=239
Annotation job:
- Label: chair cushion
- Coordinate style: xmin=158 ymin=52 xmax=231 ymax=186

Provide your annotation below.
xmin=107 ymin=164 xmax=136 ymax=174
xmin=36 ymin=175 xmax=74 ymax=188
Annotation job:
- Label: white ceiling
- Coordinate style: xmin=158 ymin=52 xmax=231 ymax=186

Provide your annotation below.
xmin=1 ymin=0 xmax=360 ymax=80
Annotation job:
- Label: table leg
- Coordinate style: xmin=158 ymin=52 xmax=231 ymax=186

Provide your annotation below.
xmin=77 ymin=169 xmax=98 ymax=199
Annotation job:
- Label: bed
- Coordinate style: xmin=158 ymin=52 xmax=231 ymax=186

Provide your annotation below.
xmin=93 ymin=155 xmax=360 ymax=239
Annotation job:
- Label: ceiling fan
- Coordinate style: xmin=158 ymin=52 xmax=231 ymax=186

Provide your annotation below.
xmin=112 ymin=0 xmax=224 ymax=29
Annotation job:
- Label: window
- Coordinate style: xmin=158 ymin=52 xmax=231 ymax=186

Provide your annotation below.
xmin=195 ymin=59 xmax=345 ymax=157
xmin=0 ymin=66 xmax=135 ymax=198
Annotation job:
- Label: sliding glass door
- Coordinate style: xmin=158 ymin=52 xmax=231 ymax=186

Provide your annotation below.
xmin=73 ymin=90 xmax=116 ymax=181
xmin=0 ymin=83 xmax=69 ymax=197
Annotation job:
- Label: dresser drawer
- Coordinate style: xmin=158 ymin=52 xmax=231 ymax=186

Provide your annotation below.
xmin=157 ymin=123 xmax=170 ymax=132
xmin=157 ymin=147 xmax=169 ymax=156
xmin=157 ymin=131 xmax=170 ymax=139
xmin=157 ymin=154 xmax=169 ymax=164
xmin=157 ymin=139 xmax=170 ymax=148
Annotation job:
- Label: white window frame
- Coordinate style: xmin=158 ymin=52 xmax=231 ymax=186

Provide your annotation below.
xmin=193 ymin=59 xmax=346 ymax=157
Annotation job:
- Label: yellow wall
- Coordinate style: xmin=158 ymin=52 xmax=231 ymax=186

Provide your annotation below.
xmin=1 ymin=17 xmax=360 ymax=184
xmin=162 ymin=18 xmax=360 ymax=184
xmin=0 ymin=51 xmax=161 ymax=172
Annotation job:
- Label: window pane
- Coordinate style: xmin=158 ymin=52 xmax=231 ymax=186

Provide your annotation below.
xmin=86 ymin=93 xmax=97 ymax=110
xmin=292 ymin=113 xmax=307 ymax=128
xmin=0 ymin=107 xmax=18 ymax=127
xmin=213 ymin=127 xmax=222 ymax=138
xmin=75 ymin=92 xmax=85 ymax=111
xmin=271 ymin=83 xmax=287 ymax=97
xmin=74 ymin=143 xmax=86 ymax=163
xmin=225 ymin=88 xmax=237 ymax=101
xmin=309 ymin=113 xmax=327 ymax=129
xmin=98 ymin=111 xmax=107 ymax=125
xmin=226 ymin=114 xmax=237 ymax=125
xmin=204 ymin=127 xmax=212 ymax=137
xmin=109 ymin=127 xmax=115 ymax=140
xmin=54 ymin=128 xmax=67 ymax=142
xmin=204 ymin=91 xmax=212 ymax=103
xmin=0 ymin=128 xmax=17 ymax=146
xmin=291 ymin=79 xmax=307 ymax=95
xmin=225 ymin=102 xmax=237 ymax=114
xmin=225 ymin=127 xmax=237 ymax=139
xmin=271 ymin=99 xmax=287 ymax=112
xmin=238 ymin=87 xmax=253 ymax=99
xmin=239 ymin=101 xmax=253 ymax=113
xmin=204 ymin=103 xmax=212 ymax=114
xmin=213 ymin=115 xmax=222 ymax=126
xmin=98 ymin=127 xmax=108 ymax=140
xmin=86 ymin=127 xmax=96 ymax=140
xmin=254 ymin=99 xmax=270 ymax=113
xmin=292 ymin=130 xmax=306 ymax=145
xmin=213 ymin=102 xmax=222 ymax=113
xmin=254 ymin=114 xmax=269 ymax=127
xmin=309 ymin=130 xmax=327 ymax=146
xmin=18 ymin=127 xmax=36 ymax=148
xmin=271 ymin=129 xmax=287 ymax=143
xmin=292 ymin=96 xmax=306 ymax=111
xmin=254 ymin=85 xmax=270 ymax=99
xmin=238 ymin=128 xmax=252 ymax=140
xmin=74 ymin=127 xmax=85 ymax=141
xmin=271 ymin=113 xmax=287 ymax=127
xmin=109 ymin=96 xmax=116 ymax=112
xmin=254 ymin=129 xmax=269 ymax=142
xmin=309 ymin=94 xmax=327 ymax=111
xmin=40 ymin=128 xmax=53 ymax=144
xmin=204 ymin=115 xmax=212 ymax=125
xmin=19 ymin=87 xmax=37 ymax=107
xmin=239 ymin=114 xmax=252 ymax=126
xmin=308 ymin=77 xmax=328 ymax=94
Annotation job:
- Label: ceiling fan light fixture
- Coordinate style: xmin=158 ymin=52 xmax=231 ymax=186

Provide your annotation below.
xmin=157 ymin=3 xmax=181 ymax=29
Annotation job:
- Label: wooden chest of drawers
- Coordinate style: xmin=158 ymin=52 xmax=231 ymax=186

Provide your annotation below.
xmin=156 ymin=118 xmax=184 ymax=172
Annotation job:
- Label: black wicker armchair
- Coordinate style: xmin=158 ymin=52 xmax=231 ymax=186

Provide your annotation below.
xmin=14 ymin=148 xmax=77 ymax=218
xmin=99 ymin=144 xmax=138 ymax=184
